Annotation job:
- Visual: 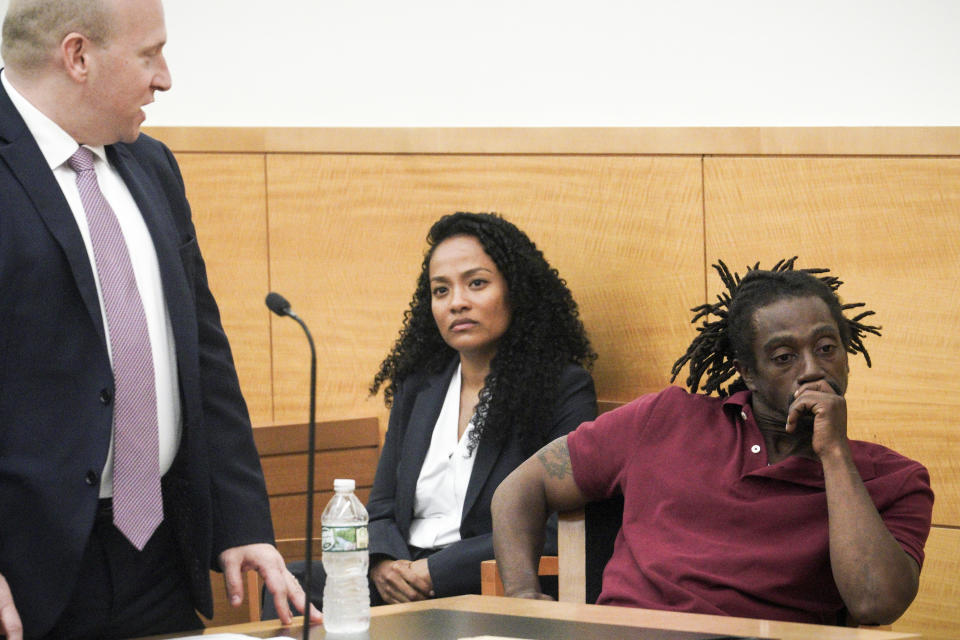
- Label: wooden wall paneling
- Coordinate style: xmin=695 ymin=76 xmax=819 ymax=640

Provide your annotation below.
xmin=201 ymin=490 xmax=370 ymax=626
xmin=265 ymin=154 xmax=705 ymax=429
xmin=175 ymin=153 xmax=273 ymax=424
xmin=146 ymin=126 xmax=960 ymax=156
xmin=260 ymin=449 xmax=380 ymax=496
xmin=703 ymin=157 xmax=960 ymax=527
xmin=252 ymin=417 xmax=379 ymax=453
xmin=256 ymin=418 xmax=380 ymax=543
xmin=159 ymin=134 xmax=958 ymax=640
xmin=203 ymin=573 xmax=249 ymax=627
xmin=891 ymin=526 xmax=960 ymax=640
xmin=270 ymin=489 xmax=373 ymax=540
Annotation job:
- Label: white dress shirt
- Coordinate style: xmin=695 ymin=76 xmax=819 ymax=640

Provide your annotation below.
xmin=2 ymin=71 xmax=181 ymax=498
xmin=408 ymin=362 xmax=477 ymax=549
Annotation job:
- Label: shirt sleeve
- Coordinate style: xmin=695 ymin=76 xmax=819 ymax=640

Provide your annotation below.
xmin=567 ymin=390 xmax=664 ymax=501
xmin=873 ymin=457 xmax=934 ymax=569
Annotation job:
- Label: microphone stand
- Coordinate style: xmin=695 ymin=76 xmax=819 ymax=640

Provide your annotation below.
xmin=266 ymin=293 xmax=317 ymax=640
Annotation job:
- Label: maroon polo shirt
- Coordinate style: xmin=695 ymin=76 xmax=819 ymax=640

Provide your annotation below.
xmin=567 ymin=387 xmax=933 ymax=624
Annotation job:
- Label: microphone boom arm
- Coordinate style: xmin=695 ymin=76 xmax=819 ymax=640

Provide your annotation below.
xmin=265 ymin=293 xmax=318 ymax=639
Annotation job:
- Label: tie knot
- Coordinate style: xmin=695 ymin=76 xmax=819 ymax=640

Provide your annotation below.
xmin=68 ymin=146 xmax=95 ymax=173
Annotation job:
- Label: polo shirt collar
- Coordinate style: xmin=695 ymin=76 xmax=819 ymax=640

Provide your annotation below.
xmin=722 ymin=390 xmax=878 ymax=488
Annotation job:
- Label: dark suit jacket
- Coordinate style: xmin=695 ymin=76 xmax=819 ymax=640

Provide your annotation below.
xmin=0 ymin=80 xmax=274 ymax=637
xmin=366 ymin=358 xmax=596 ymax=596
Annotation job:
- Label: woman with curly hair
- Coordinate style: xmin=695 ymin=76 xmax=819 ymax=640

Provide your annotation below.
xmin=263 ymin=212 xmax=596 ymax=617
xmin=358 ymin=211 xmax=597 ymax=605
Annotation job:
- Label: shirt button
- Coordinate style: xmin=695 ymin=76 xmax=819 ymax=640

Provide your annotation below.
xmin=740 ymin=410 xmax=748 ymax=421
xmin=750 ymin=444 xmax=761 ymax=454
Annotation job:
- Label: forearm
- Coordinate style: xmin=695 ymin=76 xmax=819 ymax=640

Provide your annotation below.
xmin=822 ymin=446 xmax=919 ymax=624
xmin=491 ymin=468 xmax=550 ymax=597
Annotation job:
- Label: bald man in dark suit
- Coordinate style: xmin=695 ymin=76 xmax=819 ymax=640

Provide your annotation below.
xmin=0 ymin=1 xmax=319 ymax=638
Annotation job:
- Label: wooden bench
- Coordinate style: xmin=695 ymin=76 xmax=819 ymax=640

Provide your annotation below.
xmin=202 ymin=417 xmax=380 ymax=626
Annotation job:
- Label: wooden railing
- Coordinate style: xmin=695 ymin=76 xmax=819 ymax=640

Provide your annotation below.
xmin=202 ymin=418 xmax=380 ymax=626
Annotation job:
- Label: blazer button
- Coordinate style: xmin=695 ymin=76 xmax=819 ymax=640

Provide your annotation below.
xmin=85 ymin=470 xmax=99 ymax=486
xmin=99 ymin=388 xmax=113 ymax=405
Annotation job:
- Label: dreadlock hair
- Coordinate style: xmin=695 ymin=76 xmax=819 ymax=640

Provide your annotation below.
xmin=371 ymin=212 xmax=597 ymax=456
xmin=670 ymin=257 xmax=882 ymax=397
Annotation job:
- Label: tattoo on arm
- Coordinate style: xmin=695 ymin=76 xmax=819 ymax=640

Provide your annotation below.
xmin=537 ymin=438 xmax=572 ymax=479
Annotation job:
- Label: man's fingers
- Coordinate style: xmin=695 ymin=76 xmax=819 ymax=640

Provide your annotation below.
xmin=258 ymin=561 xmax=295 ymax=624
xmin=261 ymin=567 xmax=292 ymax=625
xmin=220 ymin=553 xmax=245 ymax=607
xmin=270 ymin=590 xmax=294 ymax=625
xmin=0 ymin=574 xmax=24 ymax=640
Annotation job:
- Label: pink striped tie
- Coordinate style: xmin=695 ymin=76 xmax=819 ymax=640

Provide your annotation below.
xmin=69 ymin=147 xmax=163 ymax=550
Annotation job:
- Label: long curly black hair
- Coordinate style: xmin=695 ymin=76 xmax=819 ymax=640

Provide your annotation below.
xmin=670 ymin=257 xmax=882 ymax=396
xmin=371 ymin=212 xmax=596 ymax=456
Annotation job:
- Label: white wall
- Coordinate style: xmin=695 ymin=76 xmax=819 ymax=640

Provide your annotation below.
xmin=2 ymin=0 xmax=958 ymax=126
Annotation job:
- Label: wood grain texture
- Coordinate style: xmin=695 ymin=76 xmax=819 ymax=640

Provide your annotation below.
xmin=175 ymin=153 xmax=273 ymax=424
xmin=480 ymin=557 xmax=559 ymax=598
xmin=201 ymin=419 xmax=379 ymax=625
xmin=266 ymin=154 xmax=703 ymax=427
xmin=188 ymin=596 xmax=921 ymax=640
xmin=558 ymin=509 xmax=587 ymax=603
xmin=269 ymin=488 xmax=373 ymax=540
xmin=201 ymin=570 xmax=250 ymax=627
xmin=412 ymin=596 xmax=919 ymax=640
xmin=260 ymin=449 xmax=379 ymax=496
xmin=145 ymin=126 xmax=960 ymax=156
xmin=891 ymin=526 xmax=960 ymax=640
xmin=704 ymin=157 xmax=960 ymax=527
xmin=158 ymin=139 xmax=958 ymax=640
xmin=175 ymin=153 xmax=271 ymax=628
xmin=251 ymin=417 xmax=379 ymax=455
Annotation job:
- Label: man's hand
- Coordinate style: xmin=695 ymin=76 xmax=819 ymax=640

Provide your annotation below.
xmin=0 ymin=572 xmax=23 ymax=640
xmin=370 ymin=557 xmax=433 ymax=604
xmin=787 ymin=381 xmax=923 ymax=624
xmin=508 ymin=588 xmax=555 ymax=601
xmin=786 ymin=380 xmax=848 ymax=458
xmin=218 ymin=543 xmax=322 ymax=626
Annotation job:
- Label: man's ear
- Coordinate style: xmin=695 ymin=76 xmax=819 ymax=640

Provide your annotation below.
xmin=60 ymin=32 xmax=90 ymax=82
xmin=734 ymin=359 xmax=756 ymax=391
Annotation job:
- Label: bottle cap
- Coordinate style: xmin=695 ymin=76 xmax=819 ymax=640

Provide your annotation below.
xmin=333 ymin=478 xmax=356 ymax=492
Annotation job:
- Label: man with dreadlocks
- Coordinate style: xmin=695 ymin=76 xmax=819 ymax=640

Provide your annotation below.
xmin=491 ymin=258 xmax=933 ymax=626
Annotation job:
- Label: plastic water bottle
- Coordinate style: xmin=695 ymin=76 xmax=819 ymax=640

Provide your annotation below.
xmin=321 ymin=478 xmax=370 ymax=634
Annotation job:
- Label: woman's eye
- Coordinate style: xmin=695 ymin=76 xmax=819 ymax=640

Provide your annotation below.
xmin=432 ymin=286 xmax=447 ymax=297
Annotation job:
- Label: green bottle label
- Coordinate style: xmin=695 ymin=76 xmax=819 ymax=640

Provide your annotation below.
xmin=321 ymin=525 xmax=369 ymax=552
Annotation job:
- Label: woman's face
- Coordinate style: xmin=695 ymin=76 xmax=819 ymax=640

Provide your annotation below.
xmin=428 ymin=234 xmax=512 ymax=360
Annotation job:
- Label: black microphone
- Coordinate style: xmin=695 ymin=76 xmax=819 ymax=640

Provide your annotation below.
xmin=265 ymin=291 xmax=292 ymax=317
xmin=265 ymin=292 xmax=317 ymax=638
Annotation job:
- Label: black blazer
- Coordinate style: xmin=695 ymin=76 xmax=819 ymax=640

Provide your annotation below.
xmin=0 ymin=80 xmax=273 ymax=636
xmin=367 ymin=358 xmax=596 ymax=596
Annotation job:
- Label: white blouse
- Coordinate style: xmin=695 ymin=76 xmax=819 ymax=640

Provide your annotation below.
xmin=407 ymin=363 xmax=478 ymax=549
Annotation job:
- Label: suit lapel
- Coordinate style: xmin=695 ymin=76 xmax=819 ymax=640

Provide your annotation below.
xmin=0 ymin=85 xmax=106 ymax=344
xmin=107 ymin=143 xmax=195 ymax=359
xmin=106 ymin=144 xmax=178 ymax=273
xmin=461 ymin=413 xmax=504 ymax=524
xmin=394 ymin=358 xmax=459 ymax=526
